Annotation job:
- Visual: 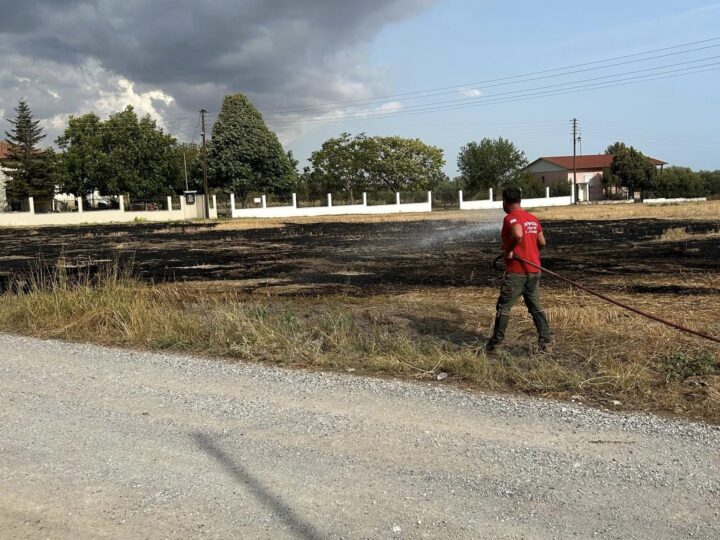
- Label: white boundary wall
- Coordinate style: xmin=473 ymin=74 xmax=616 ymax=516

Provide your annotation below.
xmin=458 ymin=188 xmax=572 ymax=210
xmin=644 ymin=197 xmax=707 ymax=204
xmin=0 ymin=195 xmax=217 ymax=227
xmin=231 ymin=192 xmax=432 ymax=218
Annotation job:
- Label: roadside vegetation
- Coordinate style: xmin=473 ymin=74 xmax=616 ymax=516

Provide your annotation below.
xmin=0 ymin=237 xmax=717 ymax=424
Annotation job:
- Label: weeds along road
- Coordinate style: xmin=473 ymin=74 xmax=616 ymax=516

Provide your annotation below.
xmin=1 ymin=334 xmax=719 ymax=539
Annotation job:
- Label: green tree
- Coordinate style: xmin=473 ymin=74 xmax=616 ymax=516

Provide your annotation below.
xmin=610 ymin=145 xmax=657 ymax=200
xmin=457 ymin=137 xmax=528 ymax=194
xmin=549 ymin=178 xmax=571 ymax=197
xmin=653 ymin=166 xmax=704 ymax=198
xmin=605 ymin=141 xmax=629 ymax=155
xmin=207 ymin=94 xmax=295 ymax=203
xmin=174 ymin=143 xmax=202 ymax=193
xmin=305 ymin=133 xmax=368 ymax=200
xmin=55 ymin=112 xmax=106 ymax=197
xmin=1 ymin=99 xmax=55 ymax=203
xmin=55 ymin=106 xmax=182 ymax=199
xmin=513 ymin=171 xmax=545 ymax=199
xmin=304 ymin=133 xmax=446 ymax=198
xmin=699 ymin=170 xmax=720 ymax=197
xmin=363 ymin=136 xmax=447 ymax=192
xmin=600 ymin=166 xmax=624 ymax=199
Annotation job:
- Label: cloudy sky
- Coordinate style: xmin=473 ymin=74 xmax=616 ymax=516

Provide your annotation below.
xmin=1 ymin=0 xmax=719 ymax=173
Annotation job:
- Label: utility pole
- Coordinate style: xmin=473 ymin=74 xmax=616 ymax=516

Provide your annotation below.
xmin=200 ymin=109 xmax=210 ymax=218
xmin=182 ymin=149 xmax=189 ymax=192
xmin=571 ymin=118 xmax=578 ymax=204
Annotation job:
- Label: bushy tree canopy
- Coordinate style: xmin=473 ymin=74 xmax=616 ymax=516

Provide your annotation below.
xmin=653 ymin=166 xmax=704 ymax=198
xmin=304 ymin=133 xmax=446 ymax=196
xmin=305 ymin=133 xmax=368 ymax=198
xmin=457 ymin=137 xmax=528 ymax=193
xmin=207 ymin=94 xmax=296 ymax=201
xmin=55 ymin=106 xmax=181 ymax=198
xmin=609 ymin=145 xmax=657 ymax=199
xmin=363 ymin=135 xmax=446 ymax=192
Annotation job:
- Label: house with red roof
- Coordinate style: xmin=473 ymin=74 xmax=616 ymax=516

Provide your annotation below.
xmin=523 ymin=154 xmax=666 ymax=202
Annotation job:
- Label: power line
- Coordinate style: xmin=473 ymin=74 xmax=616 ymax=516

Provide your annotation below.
xmin=267 ymin=62 xmax=720 ymax=127
xmin=262 ymin=37 xmax=720 ymax=114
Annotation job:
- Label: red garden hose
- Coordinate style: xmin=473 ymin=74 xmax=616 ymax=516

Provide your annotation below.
xmin=494 ymin=254 xmax=720 ymax=345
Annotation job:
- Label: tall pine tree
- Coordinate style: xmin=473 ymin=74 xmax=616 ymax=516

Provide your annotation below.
xmin=1 ymin=99 xmax=55 ymax=203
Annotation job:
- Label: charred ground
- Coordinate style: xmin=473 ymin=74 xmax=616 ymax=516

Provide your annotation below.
xmin=0 ymin=216 xmax=718 ymax=296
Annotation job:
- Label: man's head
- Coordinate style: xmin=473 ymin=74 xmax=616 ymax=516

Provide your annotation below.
xmin=502 ymin=187 xmax=522 ymax=214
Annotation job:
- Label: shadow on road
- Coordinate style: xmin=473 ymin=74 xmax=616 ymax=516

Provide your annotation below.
xmin=191 ymin=432 xmax=324 ymax=540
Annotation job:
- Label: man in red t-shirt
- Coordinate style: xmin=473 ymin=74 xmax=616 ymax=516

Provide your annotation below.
xmin=486 ymin=187 xmax=552 ymax=352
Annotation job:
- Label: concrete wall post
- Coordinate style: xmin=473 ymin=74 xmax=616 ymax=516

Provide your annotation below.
xmin=28 ymin=197 xmax=35 ymax=214
xmin=261 ymin=194 xmax=267 ymax=209
xmin=362 ymin=192 xmax=367 ymax=206
xmin=396 ymin=192 xmax=401 ymax=205
xmin=77 ymin=197 xmax=83 ymax=213
xmin=292 ymin=193 xmax=297 ymax=208
xmin=327 ymin=193 xmax=332 ymax=207
xmin=167 ymin=196 xmax=173 ymax=211
xmin=489 ymin=188 xmax=493 ymax=201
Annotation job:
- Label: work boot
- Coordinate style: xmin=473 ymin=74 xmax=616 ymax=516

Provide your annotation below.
xmin=538 ymin=340 xmax=553 ymax=353
xmin=484 ymin=339 xmax=502 ymax=354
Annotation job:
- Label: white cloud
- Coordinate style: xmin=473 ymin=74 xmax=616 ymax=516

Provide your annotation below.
xmin=459 ymin=88 xmax=483 ymax=97
xmin=375 ymin=101 xmax=403 ymax=112
xmin=95 ymin=78 xmax=175 ymax=125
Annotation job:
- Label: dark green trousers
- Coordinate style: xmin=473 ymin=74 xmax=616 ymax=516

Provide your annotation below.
xmin=489 ymin=272 xmax=552 ymax=345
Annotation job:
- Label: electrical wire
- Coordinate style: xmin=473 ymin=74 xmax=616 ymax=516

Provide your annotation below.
xmin=267 ymin=63 xmax=720 ymax=127
xmin=263 ymin=37 xmax=720 ymax=114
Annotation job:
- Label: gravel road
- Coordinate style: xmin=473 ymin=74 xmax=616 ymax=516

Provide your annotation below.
xmin=1 ymin=333 xmax=719 ymax=539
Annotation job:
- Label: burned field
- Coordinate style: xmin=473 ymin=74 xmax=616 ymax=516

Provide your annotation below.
xmin=0 ymin=215 xmax=719 ymax=295
xmin=0 ymin=212 xmax=719 ymax=422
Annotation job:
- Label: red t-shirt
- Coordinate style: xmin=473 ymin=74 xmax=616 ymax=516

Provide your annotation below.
xmin=502 ymin=209 xmax=543 ymax=273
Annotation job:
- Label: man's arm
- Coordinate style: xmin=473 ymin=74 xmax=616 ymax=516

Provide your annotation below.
xmin=537 ymin=230 xmax=547 ymax=251
xmin=505 ymin=223 xmax=523 ymax=258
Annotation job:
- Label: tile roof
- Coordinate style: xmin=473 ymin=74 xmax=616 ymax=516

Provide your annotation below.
xmin=537 ymin=154 xmax=666 ymax=170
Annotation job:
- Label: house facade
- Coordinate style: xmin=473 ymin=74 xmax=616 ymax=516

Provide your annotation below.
xmin=0 ymin=140 xmax=9 ymax=210
xmin=523 ymin=154 xmax=666 ymax=202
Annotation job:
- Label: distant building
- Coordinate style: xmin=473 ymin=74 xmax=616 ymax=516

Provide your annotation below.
xmin=523 ymin=154 xmax=666 ymax=202
xmin=0 ymin=140 xmax=9 ymax=210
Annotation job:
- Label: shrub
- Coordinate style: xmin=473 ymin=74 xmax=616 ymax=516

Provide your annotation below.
xmin=659 ymin=351 xmax=717 ymax=382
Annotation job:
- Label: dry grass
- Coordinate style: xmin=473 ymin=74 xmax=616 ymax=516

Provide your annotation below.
xmin=0 ymin=263 xmax=718 ymax=423
xmin=533 ymin=200 xmax=720 ymax=221
xmin=656 ymin=226 xmax=720 ymax=242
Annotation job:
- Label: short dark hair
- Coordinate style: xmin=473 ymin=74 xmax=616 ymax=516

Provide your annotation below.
xmin=502 ymin=187 xmax=522 ymax=204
